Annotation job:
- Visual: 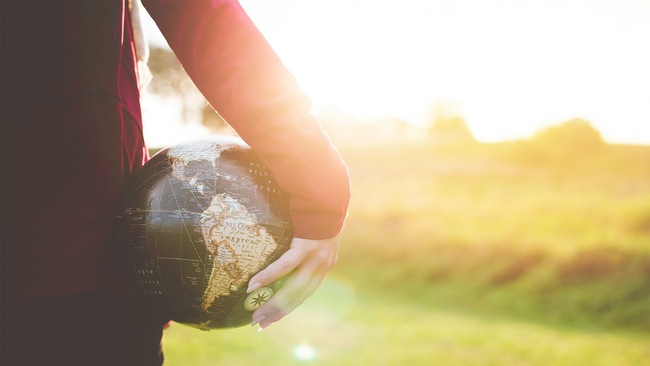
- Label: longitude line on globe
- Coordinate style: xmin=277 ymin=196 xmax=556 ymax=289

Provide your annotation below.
xmin=154 ymin=176 xmax=179 ymax=318
xmin=166 ymin=175 xmax=192 ymax=310
xmin=175 ymin=178 xmax=207 ymax=267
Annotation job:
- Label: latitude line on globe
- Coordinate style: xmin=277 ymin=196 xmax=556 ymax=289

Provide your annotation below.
xmin=127 ymin=209 xmax=204 ymax=214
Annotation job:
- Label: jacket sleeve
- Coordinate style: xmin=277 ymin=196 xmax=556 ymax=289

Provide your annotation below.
xmin=142 ymin=0 xmax=350 ymax=239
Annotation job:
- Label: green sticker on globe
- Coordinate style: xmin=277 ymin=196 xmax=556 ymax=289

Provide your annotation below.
xmin=244 ymin=287 xmax=273 ymax=311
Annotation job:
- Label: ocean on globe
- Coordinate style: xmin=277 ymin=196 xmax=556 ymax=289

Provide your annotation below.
xmin=116 ymin=136 xmax=294 ymax=330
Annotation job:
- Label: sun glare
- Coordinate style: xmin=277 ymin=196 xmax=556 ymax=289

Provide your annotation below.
xmin=239 ymin=0 xmax=650 ymax=144
xmin=143 ymin=0 xmax=650 ymax=145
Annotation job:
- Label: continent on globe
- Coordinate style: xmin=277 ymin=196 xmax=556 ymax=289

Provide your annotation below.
xmin=167 ymin=140 xmax=228 ymax=195
xmin=168 ymin=143 xmax=280 ymax=311
xmin=198 ymin=193 xmax=278 ymax=311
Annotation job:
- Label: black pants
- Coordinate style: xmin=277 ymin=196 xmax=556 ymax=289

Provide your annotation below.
xmin=1 ymin=292 xmax=169 ymax=366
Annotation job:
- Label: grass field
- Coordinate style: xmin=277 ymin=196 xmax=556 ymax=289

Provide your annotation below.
xmin=160 ymin=141 xmax=650 ymax=365
xmin=163 ymin=277 xmax=650 ymax=366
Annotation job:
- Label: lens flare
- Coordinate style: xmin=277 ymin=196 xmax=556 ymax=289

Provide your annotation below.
xmin=248 ymin=277 xmax=386 ymax=364
xmin=293 ymin=344 xmax=316 ymax=360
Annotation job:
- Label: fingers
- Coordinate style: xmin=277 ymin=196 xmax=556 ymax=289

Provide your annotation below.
xmin=247 ymin=240 xmax=315 ymax=293
xmin=253 ymin=255 xmax=323 ymax=308
xmin=250 ymin=235 xmax=340 ymax=329
xmin=250 ymin=252 xmax=322 ymax=324
xmin=256 ymin=264 xmax=329 ymax=329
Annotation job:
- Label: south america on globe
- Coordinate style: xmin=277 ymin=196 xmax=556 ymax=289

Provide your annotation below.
xmin=116 ymin=136 xmax=294 ymax=330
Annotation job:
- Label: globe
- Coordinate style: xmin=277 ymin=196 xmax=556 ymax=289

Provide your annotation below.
xmin=116 ymin=136 xmax=294 ymax=330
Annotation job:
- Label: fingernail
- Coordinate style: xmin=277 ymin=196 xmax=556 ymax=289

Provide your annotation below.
xmin=247 ymin=282 xmax=262 ymax=293
xmin=251 ymin=315 xmax=265 ymax=326
xmin=258 ymin=325 xmax=265 ymax=332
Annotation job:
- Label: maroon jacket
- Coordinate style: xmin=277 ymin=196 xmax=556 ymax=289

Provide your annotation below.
xmin=1 ymin=0 xmax=350 ymax=300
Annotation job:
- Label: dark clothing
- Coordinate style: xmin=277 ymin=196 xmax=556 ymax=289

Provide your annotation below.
xmin=1 ymin=292 xmax=168 ymax=366
xmin=2 ymin=0 xmax=149 ymax=300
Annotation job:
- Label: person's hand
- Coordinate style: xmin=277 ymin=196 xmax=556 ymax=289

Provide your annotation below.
xmin=247 ymin=234 xmax=341 ymax=330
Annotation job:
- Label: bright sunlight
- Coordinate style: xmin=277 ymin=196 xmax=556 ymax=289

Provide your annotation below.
xmin=237 ymin=0 xmax=650 ymax=144
xmin=143 ymin=0 xmax=650 ymax=145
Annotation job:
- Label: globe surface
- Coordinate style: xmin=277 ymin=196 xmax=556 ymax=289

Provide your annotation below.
xmin=116 ymin=136 xmax=294 ymax=330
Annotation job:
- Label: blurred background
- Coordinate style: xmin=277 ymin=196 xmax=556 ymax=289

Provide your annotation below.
xmin=141 ymin=0 xmax=650 ymax=364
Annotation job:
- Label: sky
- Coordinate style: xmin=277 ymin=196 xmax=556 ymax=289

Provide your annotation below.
xmin=142 ymin=0 xmax=650 ymax=145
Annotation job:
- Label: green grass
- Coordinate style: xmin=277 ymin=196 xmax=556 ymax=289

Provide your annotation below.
xmin=337 ymin=143 xmax=650 ymax=330
xmin=163 ymin=278 xmax=650 ymax=366
xmin=159 ymin=142 xmax=650 ymax=364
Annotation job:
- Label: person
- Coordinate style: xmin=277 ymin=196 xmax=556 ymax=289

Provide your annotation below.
xmin=0 ymin=1 xmax=351 ymax=365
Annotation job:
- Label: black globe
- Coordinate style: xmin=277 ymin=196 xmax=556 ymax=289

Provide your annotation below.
xmin=116 ymin=136 xmax=293 ymax=330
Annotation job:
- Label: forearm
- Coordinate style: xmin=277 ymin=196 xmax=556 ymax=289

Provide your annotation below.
xmin=144 ymin=0 xmax=351 ymax=237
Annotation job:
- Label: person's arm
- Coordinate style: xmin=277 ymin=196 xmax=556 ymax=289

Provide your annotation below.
xmin=143 ymin=0 xmax=351 ymax=328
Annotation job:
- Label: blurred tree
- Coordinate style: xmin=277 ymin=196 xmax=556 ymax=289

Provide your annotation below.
xmin=147 ymin=47 xmax=229 ymax=133
xmin=426 ymin=101 xmax=475 ymax=145
xmin=531 ymin=118 xmax=605 ymax=152
xmin=314 ymin=104 xmax=421 ymax=146
xmin=510 ymin=118 xmax=606 ymax=168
